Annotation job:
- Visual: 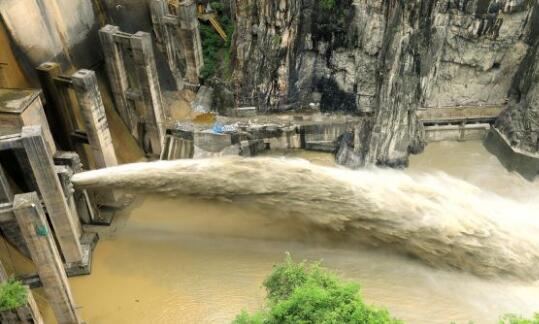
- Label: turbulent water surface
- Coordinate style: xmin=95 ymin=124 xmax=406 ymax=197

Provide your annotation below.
xmin=72 ymin=149 xmax=539 ymax=279
xmin=63 ymin=142 xmax=539 ymax=324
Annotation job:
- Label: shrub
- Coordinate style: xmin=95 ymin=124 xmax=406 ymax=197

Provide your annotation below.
xmin=0 ymin=280 xmax=28 ymax=312
xmin=232 ymin=254 xmax=401 ymax=324
xmin=500 ymin=313 xmax=539 ymax=324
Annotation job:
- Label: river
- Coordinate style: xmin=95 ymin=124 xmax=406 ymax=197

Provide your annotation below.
xmin=58 ymin=141 xmax=539 ymax=323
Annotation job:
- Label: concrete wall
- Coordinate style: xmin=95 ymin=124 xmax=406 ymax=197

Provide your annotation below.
xmin=484 ymin=128 xmax=539 ymax=181
xmin=0 ymin=0 xmax=101 ymax=77
xmin=0 ymin=21 xmax=32 ymax=88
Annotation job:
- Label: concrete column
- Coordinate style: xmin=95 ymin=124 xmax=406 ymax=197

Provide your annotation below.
xmin=13 ymin=192 xmax=82 ymax=324
xmin=54 ymin=152 xmax=99 ymax=224
xmin=36 ymin=62 xmax=76 ymax=151
xmin=55 ymin=166 xmax=81 ymax=239
xmin=71 ymin=70 xmax=120 ymax=206
xmin=99 ymin=25 xmax=137 ymax=134
xmin=20 ymin=126 xmax=83 ymax=264
xmin=176 ymin=0 xmax=204 ymax=85
xmin=0 ymin=259 xmax=8 ymax=281
xmin=130 ymin=32 xmax=166 ymax=156
xmin=150 ymin=0 xmax=185 ymax=90
xmin=71 ymin=70 xmax=118 ymax=169
xmin=0 ymin=63 xmax=7 ymax=88
xmin=0 ymin=163 xmax=13 ymax=204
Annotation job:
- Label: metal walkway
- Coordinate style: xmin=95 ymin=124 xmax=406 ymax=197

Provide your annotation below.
xmin=417 ymin=105 xmax=504 ymax=124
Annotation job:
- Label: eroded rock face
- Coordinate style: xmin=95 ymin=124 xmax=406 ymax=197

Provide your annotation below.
xmin=231 ymin=0 xmax=537 ymax=166
xmin=495 ymin=3 xmax=539 ymax=154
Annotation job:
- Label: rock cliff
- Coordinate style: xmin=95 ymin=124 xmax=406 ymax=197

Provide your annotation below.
xmin=231 ymin=0 xmax=537 ymax=166
xmin=495 ymin=2 xmax=539 ymax=154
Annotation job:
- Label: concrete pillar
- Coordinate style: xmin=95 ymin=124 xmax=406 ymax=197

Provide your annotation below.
xmin=130 ymin=32 xmax=166 ymax=156
xmin=55 ymin=166 xmax=81 ymax=238
xmin=175 ymin=0 xmax=204 ymax=86
xmin=0 ymin=63 xmax=7 ymax=88
xmin=36 ymin=63 xmax=76 ymax=151
xmin=20 ymin=126 xmax=83 ymax=265
xmin=71 ymin=70 xmax=118 ymax=169
xmin=99 ymin=25 xmax=166 ymax=156
xmin=13 ymin=192 xmax=82 ymax=324
xmin=0 ymin=259 xmax=8 ymax=282
xmin=54 ymin=152 xmax=99 ymax=224
xmin=0 ymin=163 xmax=13 ymax=204
xmin=98 ymin=25 xmax=137 ymax=134
xmin=150 ymin=0 xmax=185 ymax=90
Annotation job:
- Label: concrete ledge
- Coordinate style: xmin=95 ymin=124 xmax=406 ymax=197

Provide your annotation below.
xmin=484 ymin=127 xmax=539 ymax=181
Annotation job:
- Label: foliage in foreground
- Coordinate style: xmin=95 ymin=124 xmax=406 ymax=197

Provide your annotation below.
xmin=232 ymin=254 xmax=401 ymax=324
xmin=500 ymin=313 xmax=539 ymax=324
xmin=0 ymin=279 xmax=28 ymax=312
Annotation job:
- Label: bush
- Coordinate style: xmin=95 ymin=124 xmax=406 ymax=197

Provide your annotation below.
xmin=232 ymin=254 xmax=401 ymax=324
xmin=500 ymin=313 xmax=539 ymax=324
xmin=0 ymin=280 xmax=28 ymax=312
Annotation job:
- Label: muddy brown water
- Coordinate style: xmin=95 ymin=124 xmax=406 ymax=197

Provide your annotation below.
xmin=6 ymin=141 xmax=539 ymax=324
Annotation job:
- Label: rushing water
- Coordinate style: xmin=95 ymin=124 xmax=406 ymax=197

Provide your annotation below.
xmin=65 ymin=141 xmax=539 ymax=324
xmin=72 ymin=150 xmax=539 ymax=279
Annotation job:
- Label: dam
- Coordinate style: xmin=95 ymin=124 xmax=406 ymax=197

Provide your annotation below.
xmin=0 ymin=0 xmax=539 ymax=324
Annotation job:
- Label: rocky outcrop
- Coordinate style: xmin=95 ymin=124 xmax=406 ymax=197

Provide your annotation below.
xmin=495 ymin=2 xmax=539 ymax=154
xmin=232 ymin=0 xmax=535 ymax=167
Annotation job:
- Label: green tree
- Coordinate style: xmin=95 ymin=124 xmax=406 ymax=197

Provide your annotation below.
xmin=0 ymin=279 xmax=28 ymax=312
xmin=233 ymin=254 xmax=401 ymax=324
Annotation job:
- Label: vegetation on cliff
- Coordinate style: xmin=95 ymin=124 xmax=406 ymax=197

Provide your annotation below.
xmin=200 ymin=2 xmax=234 ymax=80
xmin=232 ymin=254 xmax=401 ymax=324
xmin=0 ymin=279 xmax=27 ymax=312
